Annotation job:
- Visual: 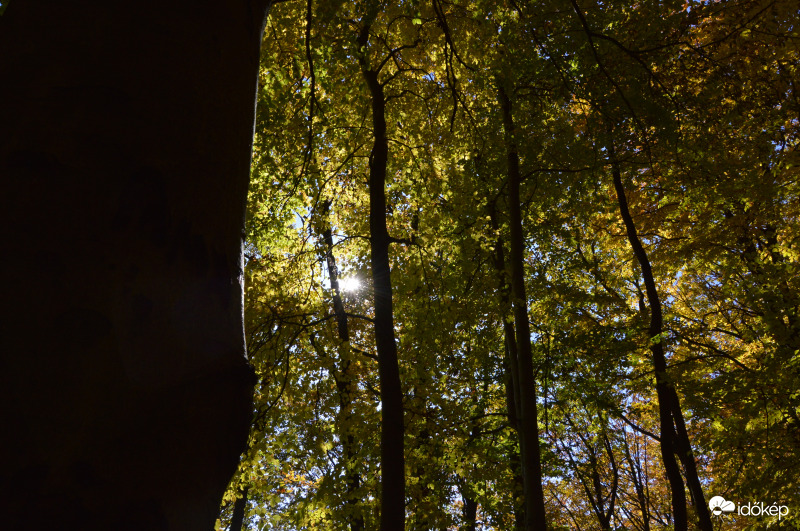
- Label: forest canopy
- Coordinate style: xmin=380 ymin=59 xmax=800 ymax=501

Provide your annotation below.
xmin=219 ymin=0 xmax=799 ymax=529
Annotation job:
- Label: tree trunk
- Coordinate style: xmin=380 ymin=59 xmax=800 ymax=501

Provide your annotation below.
xmin=566 ymin=420 xmax=618 ymax=531
xmin=462 ymin=495 xmax=479 ymax=531
xmin=504 ymin=336 xmax=528 ymax=531
xmin=230 ymin=488 xmax=249 ymax=531
xmin=499 ymin=86 xmax=548 ymax=531
xmin=360 ymin=29 xmax=406 ymax=530
xmin=0 ymin=1 xmax=269 ymax=528
xmin=490 ymin=207 xmax=526 ymax=530
xmin=320 ymin=202 xmax=365 ymax=531
xmin=609 ymin=151 xmax=712 ymax=531
xmin=621 ymin=429 xmax=651 ymax=531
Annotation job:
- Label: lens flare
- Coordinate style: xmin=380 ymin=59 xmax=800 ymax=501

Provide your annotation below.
xmin=338 ymin=277 xmax=360 ymax=292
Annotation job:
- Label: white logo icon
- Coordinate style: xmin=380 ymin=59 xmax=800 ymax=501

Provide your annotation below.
xmin=709 ymin=496 xmax=736 ymax=516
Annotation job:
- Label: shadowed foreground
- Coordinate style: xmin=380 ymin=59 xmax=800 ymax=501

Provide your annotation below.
xmin=0 ymin=1 xmax=271 ymax=528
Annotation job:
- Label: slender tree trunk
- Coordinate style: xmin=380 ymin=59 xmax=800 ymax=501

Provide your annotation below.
xmin=462 ymin=495 xmax=478 ymax=531
xmin=456 ymin=395 xmax=486 ymax=531
xmin=320 ymin=201 xmax=365 ymax=531
xmin=321 ymin=203 xmax=351 ymax=343
xmin=491 ymin=207 xmax=527 ymax=530
xmin=597 ymin=431 xmax=619 ymax=530
xmin=621 ymin=430 xmax=651 ymax=531
xmin=499 ymin=86 xmax=548 ymax=531
xmin=609 ymin=151 xmax=711 ymax=531
xmin=560 ymin=414 xmax=617 ymax=531
xmin=504 ymin=343 xmax=528 ymax=531
xmin=669 ymin=389 xmax=712 ymax=529
xmin=229 ymin=487 xmax=249 ymax=531
xmin=359 ymin=23 xmax=405 ymax=528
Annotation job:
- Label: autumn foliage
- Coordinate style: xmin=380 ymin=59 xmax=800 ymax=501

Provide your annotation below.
xmin=220 ymin=0 xmax=799 ymax=529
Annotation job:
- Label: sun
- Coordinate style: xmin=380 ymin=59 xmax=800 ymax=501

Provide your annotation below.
xmin=338 ymin=277 xmax=361 ymax=293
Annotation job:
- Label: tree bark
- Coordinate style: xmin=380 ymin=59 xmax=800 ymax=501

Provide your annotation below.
xmin=504 ymin=335 xmax=528 ymax=531
xmin=320 ymin=202 xmax=365 ymax=531
xmin=621 ymin=430 xmax=651 ymax=531
xmin=359 ymin=26 xmax=406 ymax=531
xmin=462 ymin=495 xmax=479 ymax=531
xmin=490 ymin=207 xmax=526 ymax=530
xmin=564 ymin=417 xmax=618 ymax=531
xmin=229 ymin=488 xmax=249 ymax=531
xmin=0 ymin=1 xmax=270 ymax=528
xmin=609 ymin=151 xmax=712 ymax=531
xmin=499 ymin=86 xmax=548 ymax=531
